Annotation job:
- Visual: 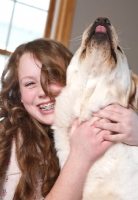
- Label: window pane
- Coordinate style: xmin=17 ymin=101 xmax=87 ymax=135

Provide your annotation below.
xmin=17 ymin=0 xmax=50 ymax=10
xmin=0 ymin=0 xmax=14 ymax=49
xmin=7 ymin=3 xmax=48 ymax=52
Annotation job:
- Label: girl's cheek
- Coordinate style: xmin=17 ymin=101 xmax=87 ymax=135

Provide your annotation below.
xmin=21 ymin=90 xmax=34 ymax=101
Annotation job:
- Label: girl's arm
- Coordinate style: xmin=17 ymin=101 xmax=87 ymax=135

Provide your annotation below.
xmin=45 ymin=119 xmax=113 ymax=200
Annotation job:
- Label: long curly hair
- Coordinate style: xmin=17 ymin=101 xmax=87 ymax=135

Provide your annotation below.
xmin=0 ymin=38 xmax=72 ymax=199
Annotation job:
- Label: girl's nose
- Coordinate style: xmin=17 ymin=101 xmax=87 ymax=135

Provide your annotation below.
xmin=38 ymin=86 xmax=46 ymax=98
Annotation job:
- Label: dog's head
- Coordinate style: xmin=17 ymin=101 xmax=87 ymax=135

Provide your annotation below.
xmin=67 ymin=17 xmax=138 ymax=110
xmin=81 ymin=17 xmax=121 ymax=63
xmin=68 ymin=17 xmax=128 ymax=76
xmin=67 ymin=17 xmax=130 ymax=87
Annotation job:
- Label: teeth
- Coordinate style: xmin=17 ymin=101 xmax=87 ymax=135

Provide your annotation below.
xmin=39 ymin=103 xmax=55 ymax=111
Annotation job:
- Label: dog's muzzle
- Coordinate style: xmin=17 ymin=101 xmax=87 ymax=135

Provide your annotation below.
xmin=86 ymin=17 xmax=118 ymax=63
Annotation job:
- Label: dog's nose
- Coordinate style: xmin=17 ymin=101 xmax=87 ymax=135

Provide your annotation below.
xmin=94 ymin=17 xmax=111 ymax=25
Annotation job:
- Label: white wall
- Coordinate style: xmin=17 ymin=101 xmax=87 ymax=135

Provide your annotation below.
xmin=69 ymin=0 xmax=138 ymax=75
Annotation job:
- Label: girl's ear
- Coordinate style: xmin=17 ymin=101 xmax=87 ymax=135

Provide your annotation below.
xmin=129 ymin=72 xmax=138 ymax=110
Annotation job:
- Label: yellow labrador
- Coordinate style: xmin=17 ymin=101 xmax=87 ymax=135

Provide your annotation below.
xmin=53 ymin=17 xmax=138 ymax=200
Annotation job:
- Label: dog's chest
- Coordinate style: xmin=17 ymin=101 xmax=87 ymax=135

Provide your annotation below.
xmin=54 ymin=66 xmax=138 ymax=200
xmin=70 ymin=70 xmax=130 ymax=121
xmin=54 ymin=67 xmax=138 ymax=200
xmin=83 ymin=143 xmax=138 ymax=200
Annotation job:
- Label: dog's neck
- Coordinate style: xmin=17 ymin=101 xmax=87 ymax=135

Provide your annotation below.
xmin=66 ymin=48 xmax=131 ymax=121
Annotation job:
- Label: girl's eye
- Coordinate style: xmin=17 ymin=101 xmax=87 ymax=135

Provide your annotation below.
xmin=25 ymin=82 xmax=35 ymax=87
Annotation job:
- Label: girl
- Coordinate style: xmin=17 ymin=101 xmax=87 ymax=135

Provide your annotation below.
xmin=0 ymin=38 xmax=138 ymax=200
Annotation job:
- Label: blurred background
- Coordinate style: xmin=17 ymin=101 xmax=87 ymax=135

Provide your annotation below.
xmin=0 ymin=0 xmax=138 ymax=78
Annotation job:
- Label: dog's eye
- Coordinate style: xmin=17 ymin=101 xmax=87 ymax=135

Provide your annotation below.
xmin=117 ymin=46 xmax=123 ymax=53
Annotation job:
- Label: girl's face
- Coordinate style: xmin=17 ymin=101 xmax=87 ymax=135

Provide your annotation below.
xmin=18 ymin=52 xmax=63 ymax=125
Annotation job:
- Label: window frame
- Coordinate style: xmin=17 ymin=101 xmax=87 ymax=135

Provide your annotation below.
xmin=54 ymin=0 xmax=76 ymax=47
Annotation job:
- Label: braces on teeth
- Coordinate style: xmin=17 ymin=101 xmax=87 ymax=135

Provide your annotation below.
xmin=40 ymin=103 xmax=54 ymax=111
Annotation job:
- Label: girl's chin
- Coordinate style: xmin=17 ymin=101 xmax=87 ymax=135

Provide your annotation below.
xmin=39 ymin=116 xmax=54 ymax=125
xmin=30 ymin=108 xmax=55 ymax=125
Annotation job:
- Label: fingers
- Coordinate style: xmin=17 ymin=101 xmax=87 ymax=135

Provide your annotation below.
xmin=94 ymin=110 xmax=121 ymax=123
xmin=94 ymin=120 xmax=123 ymax=133
xmin=103 ymin=104 xmax=125 ymax=113
xmin=102 ymin=140 xmax=113 ymax=149
xmin=89 ymin=116 xmax=101 ymax=126
xmin=93 ymin=105 xmax=125 ymax=123
xmin=98 ymin=118 xmax=110 ymax=123
xmin=98 ymin=130 xmax=114 ymax=151
xmin=103 ymin=133 xmax=125 ymax=143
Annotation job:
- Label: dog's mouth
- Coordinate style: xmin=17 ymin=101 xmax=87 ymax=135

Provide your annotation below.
xmin=85 ymin=17 xmax=122 ymax=63
xmin=87 ymin=17 xmax=111 ymax=40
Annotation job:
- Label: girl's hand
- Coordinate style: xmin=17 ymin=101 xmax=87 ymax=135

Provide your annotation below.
xmin=93 ymin=104 xmax=138 ymax=146
xmin=45 ymin=118 xmax=113 ymax=200
xmin=46 ymin=118 xmax=113 ymax=200
xmin=69 ymin=118 xmax=113 ymax=168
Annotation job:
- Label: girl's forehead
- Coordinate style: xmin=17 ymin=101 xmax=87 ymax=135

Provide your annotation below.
xmin=19 ymin=52 xmax=41 ymax=67
xmin=18 ymin=53 xmax=42 ymax=80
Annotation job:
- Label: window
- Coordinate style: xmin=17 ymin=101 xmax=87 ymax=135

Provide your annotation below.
xmin=0 ymin=0 xmax=76 ymax=77
xmin=0 ymin=0 xmax=52 ymax=76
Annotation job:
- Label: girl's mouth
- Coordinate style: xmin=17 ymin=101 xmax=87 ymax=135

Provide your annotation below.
xmin=39 ymin=103 xmax=55 ymax=111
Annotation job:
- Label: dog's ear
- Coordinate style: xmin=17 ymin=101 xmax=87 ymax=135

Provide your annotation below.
xmin=129 ymin=72 xmax=138 ymax=110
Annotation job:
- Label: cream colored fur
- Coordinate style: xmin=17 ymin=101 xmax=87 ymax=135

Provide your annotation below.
xmin=53 ymin=18 xmax=138 ymax=200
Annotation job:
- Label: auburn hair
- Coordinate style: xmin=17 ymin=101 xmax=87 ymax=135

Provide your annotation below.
xmin=0 ymin=38 xmax=72 ymax=199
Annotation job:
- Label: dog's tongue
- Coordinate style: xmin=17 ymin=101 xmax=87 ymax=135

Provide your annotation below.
xmin=95 ymin=25 xmax=107 ymax=34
